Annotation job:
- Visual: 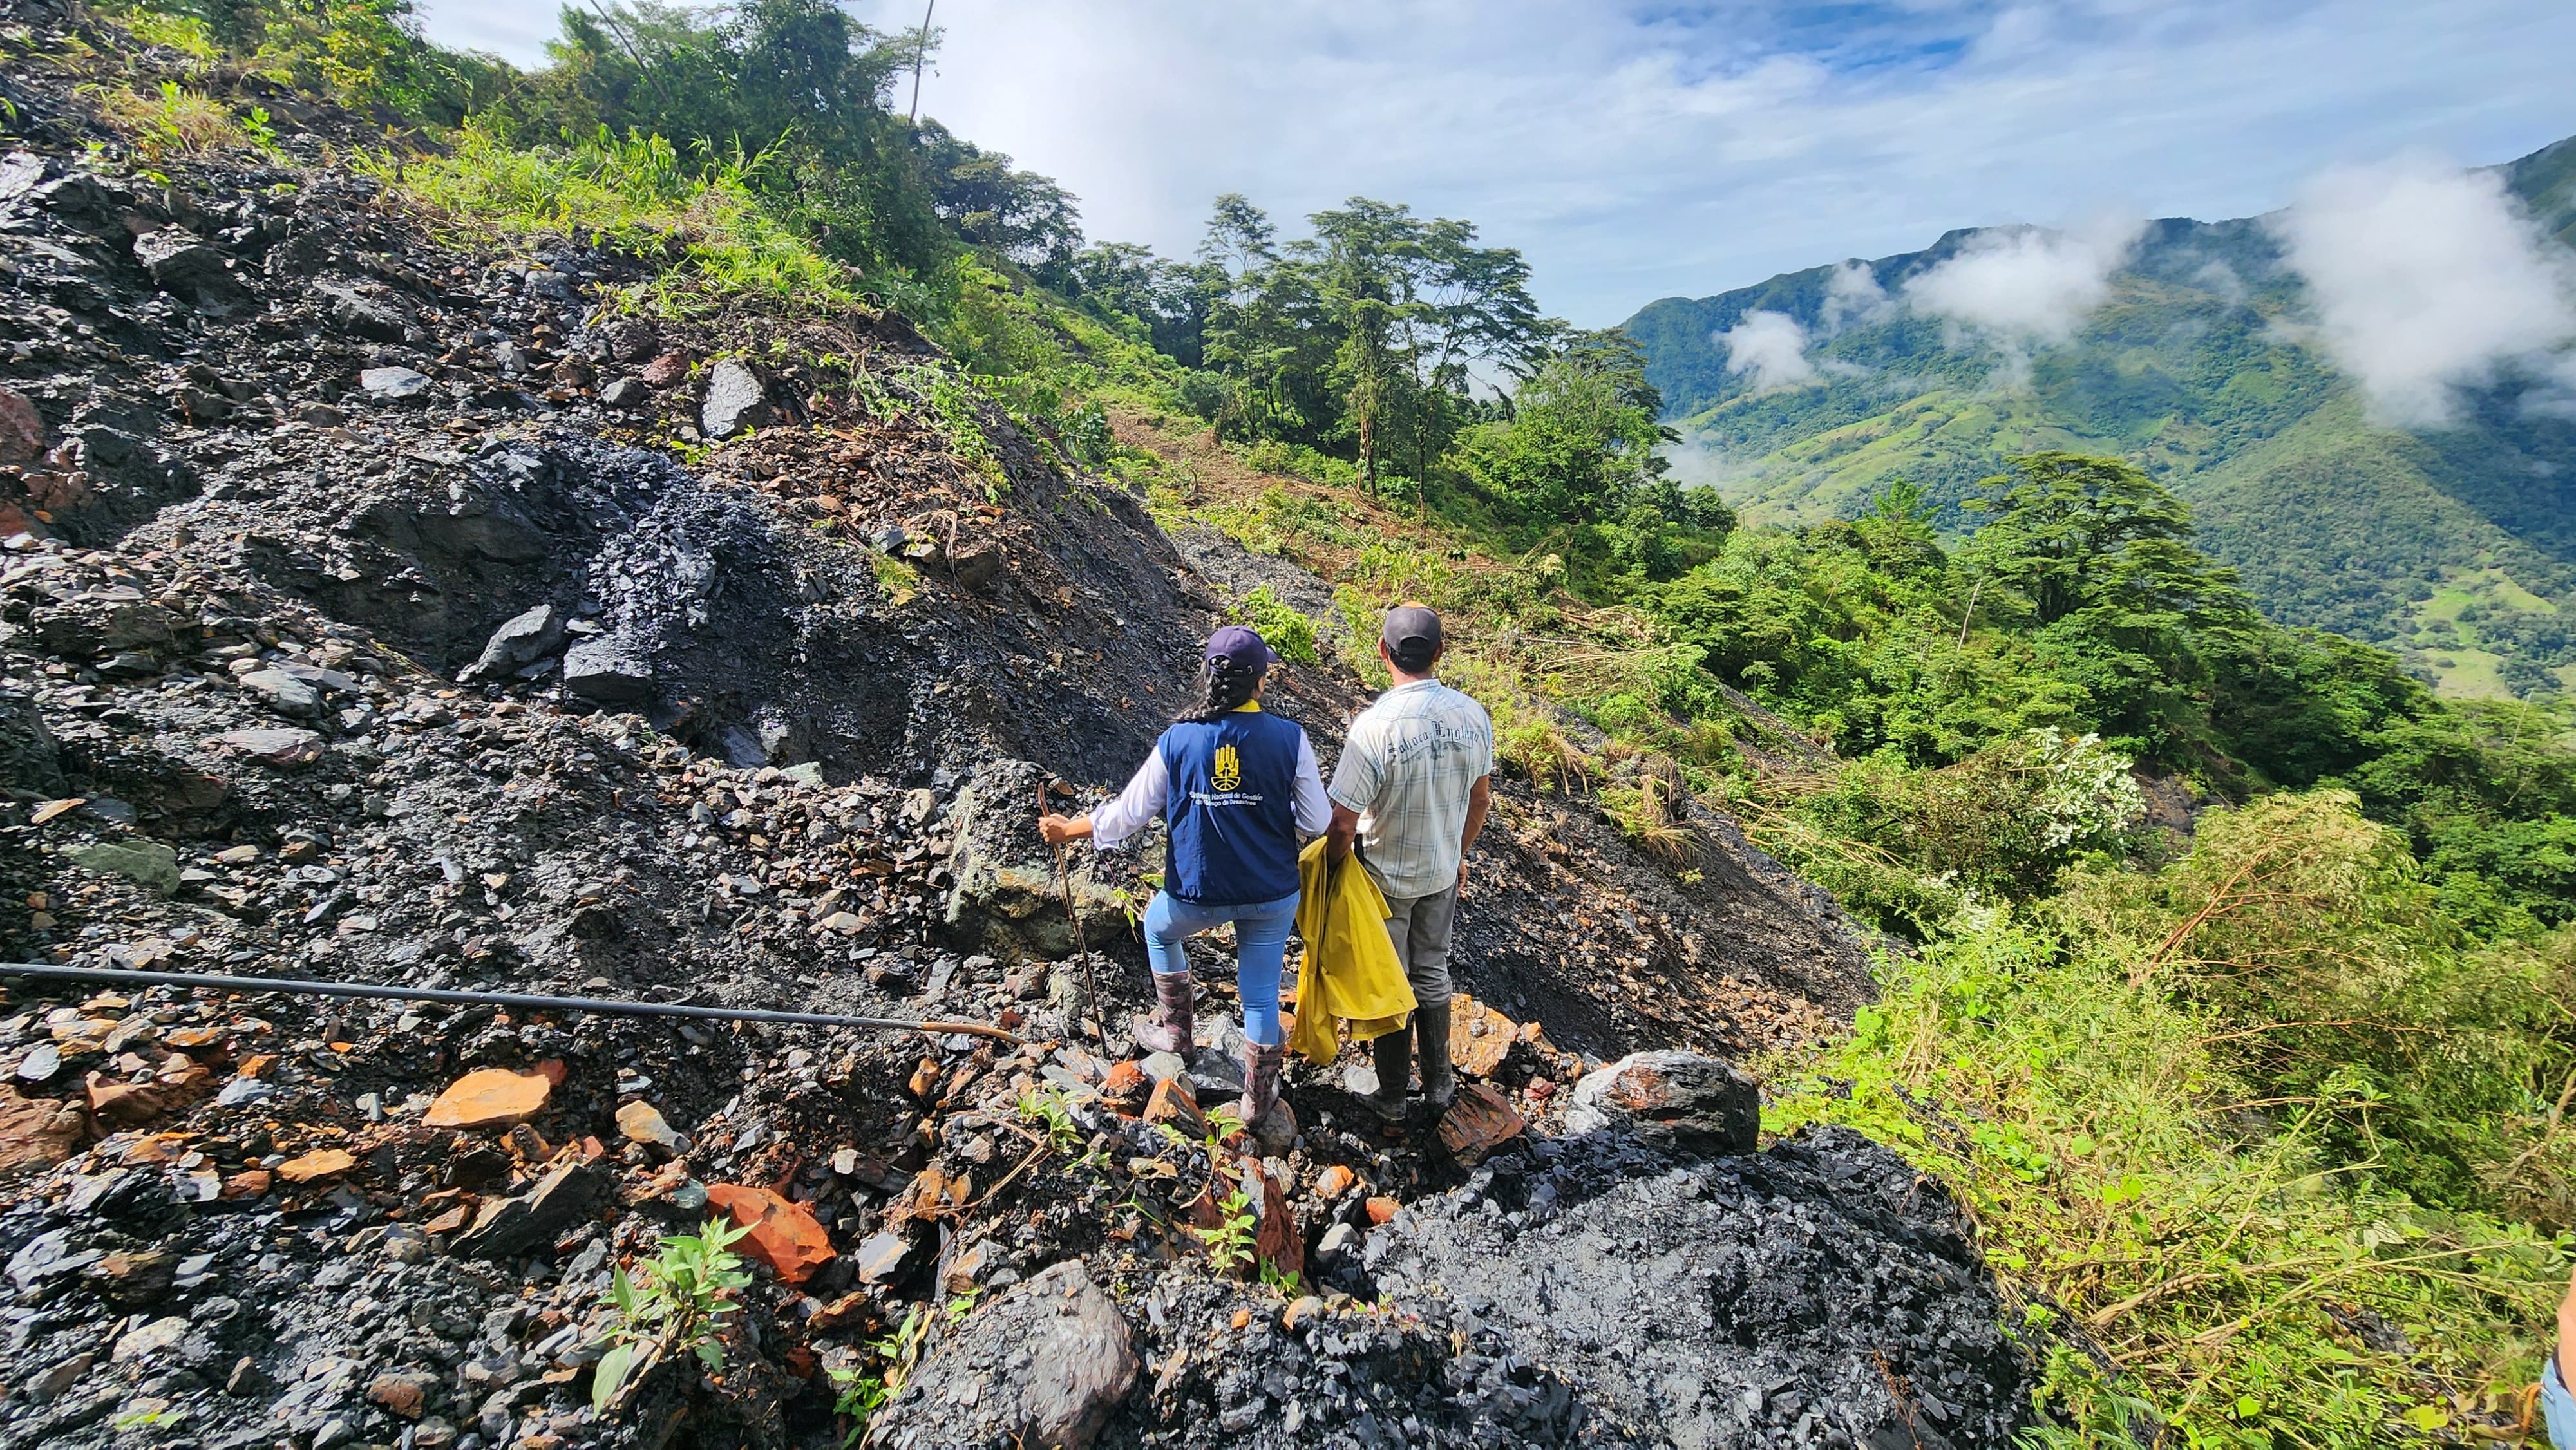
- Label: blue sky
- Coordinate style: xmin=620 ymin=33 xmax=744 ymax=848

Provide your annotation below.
xmin=410 ymin=0 xmax=2576 ymax=325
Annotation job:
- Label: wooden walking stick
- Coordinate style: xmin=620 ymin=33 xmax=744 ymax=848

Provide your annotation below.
xmin=1039 ymin=780 xmax=1113 ymax=1060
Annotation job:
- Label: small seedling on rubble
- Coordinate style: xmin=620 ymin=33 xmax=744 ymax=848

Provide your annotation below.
xmin=1018 ymin=1085 xmax=1084 ymax=1154
xmin=1197 ymin=1187 xmax=1256 ymax=1274
xmin=591 ymin=1217 xmax=753 ymax=1413
xmin=1258 ymin=1256 xmax=1302 ymax=1294
xmin=1203 ymin=1103 xmax=1245 ymax=1146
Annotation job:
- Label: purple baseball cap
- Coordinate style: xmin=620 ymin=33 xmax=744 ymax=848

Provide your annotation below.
xmin=1205 ymin=625 xmax=1281 ymax=672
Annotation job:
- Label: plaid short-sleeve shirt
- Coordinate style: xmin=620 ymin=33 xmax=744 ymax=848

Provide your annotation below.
xmin=1327 ymin=679 xmax=1494 ymax=900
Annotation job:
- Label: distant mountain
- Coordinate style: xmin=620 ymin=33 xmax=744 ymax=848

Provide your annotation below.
xmin=1625 ymin=133 xmax=2576 ymax=699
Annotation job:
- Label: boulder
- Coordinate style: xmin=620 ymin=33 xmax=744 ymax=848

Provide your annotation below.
xmin=604 ymin=320 xmax=659 ymax=362
xmin=459 ymin=604 xmax=567 ymax=682
xmin=71 ymin=840 xmax=180 ymax=896
xmin=238 ymin=668 xmax=322 ymax=717
xmin=451 ymin=1160 xmax=604 ymax=1260
xmin=0 ymin=388 xmax=44 ymax=464
xmin=562 ymin=634 xmax=654 ymax=704
xmin=358 ymin=366 xmax=432 ymax=401
xmin=0 ymin=692 xmax=64 ymax=795
xmin=132 ymin=229 xmax=252 ymax=315
xmin=1566 ymin=1050 xmax=1759 ymax=1156
xmin=321 ymin=287 xmax=405 ymax=343
xmin=1435 ymin=1082 xmax=1524 ymax=1165
xmin=599 ymin=377 xmax=649 ymax=410
xmin=214 ymin=728 xmax=325 ymax=768
xmin=867 ymin=1261 xmax=1137 ymax=1450
xmin=639 ymin=352 xmax=688 ymax=387
xmin=699 ymin=359 xmax=770 ymax=439
xmin=941 ymin=758 xmax=1124 ymax=957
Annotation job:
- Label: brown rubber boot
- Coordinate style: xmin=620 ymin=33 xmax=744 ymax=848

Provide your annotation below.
xmin=1416 ymin=1002 xmax=1456 ymax=1109
xmin=1367 ymin=1021 xmax=1412 ymax=1121
xmin=1134 ymin=970 xmax=1194 ymax=1055
xmin=1238 ymin=1040 xmax=1285 ymax=1125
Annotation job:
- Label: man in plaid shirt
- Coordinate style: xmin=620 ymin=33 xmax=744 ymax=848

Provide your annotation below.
xmin=1327 ymin=603 xmax=1494 ymax=1119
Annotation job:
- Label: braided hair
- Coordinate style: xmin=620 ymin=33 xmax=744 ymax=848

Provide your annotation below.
xmin=1173 ymin=654 xmax=1264 ymax=724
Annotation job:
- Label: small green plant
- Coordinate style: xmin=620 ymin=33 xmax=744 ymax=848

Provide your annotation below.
xmin=1235 ymin=586 xmax=1320 ymax=666
xmin=1202 ymin=1102 xmax=1245 ymax=1145
xmin=591 ymin=1217 xmax=753 ymax=1414
xmin=1257 ymin=1254 xmax=1302 ymax=1294
xmin=1018 ymin=1086 xmax=1084 ymax=1154
xmin=867 ymin=551 xmax=921 ymax=606
xmin=826 ymin=1363 xmax=888 ymax=1446
xmin=237 ymin=105 xmax=279 ymax=154
xmin=1197 ymin=1186 xmax=1256 ymax=1274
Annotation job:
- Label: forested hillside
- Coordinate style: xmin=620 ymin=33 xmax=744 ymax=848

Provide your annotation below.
xmin=11 ymin=0 xmax=2576 ymax=1445
xmin=1624 ymin=134 xmax=2576 ymax=699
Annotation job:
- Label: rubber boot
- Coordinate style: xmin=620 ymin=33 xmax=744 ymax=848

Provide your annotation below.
xmin=1416 ymin=1002 xmax=1456 ymax=1109
xmin=1238 ymin=1041 xmax=1285 ymax=1126
xmin=1367 ymin=1022 xmax=1413 ymax=1121
xmin=1134 ymin=970 xmax=1194 ymax=1055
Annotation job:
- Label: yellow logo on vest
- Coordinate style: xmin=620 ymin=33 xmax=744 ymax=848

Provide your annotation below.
xmin=1212 ymin=743 xmax=1242 ymax=792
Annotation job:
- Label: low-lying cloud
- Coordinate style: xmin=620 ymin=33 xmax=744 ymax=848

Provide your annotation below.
xmin=1720 ymin=310 xmax=1816 ymax=390
xmin=2271 ymin=153 xmax=2576 ymax=426
xmin=1902 ymin=216 xmax=2145 ymax=344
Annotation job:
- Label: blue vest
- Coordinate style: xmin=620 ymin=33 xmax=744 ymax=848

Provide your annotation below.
xmin=1157 ymin=708 xmax=1304 ymax=906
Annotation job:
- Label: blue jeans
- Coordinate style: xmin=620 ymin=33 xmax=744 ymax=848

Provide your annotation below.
xmin=2546 ymin=1355 xmax=2575 ymax=1449
xmin=1142 ymin=889 xmax=1299 ymax=1048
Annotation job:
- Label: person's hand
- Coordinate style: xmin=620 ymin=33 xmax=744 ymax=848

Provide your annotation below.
xmin=1457 ymin=857 xmax=1470 ymax=899
xmin=1038 ymin=813 xmax=1086 ymax=846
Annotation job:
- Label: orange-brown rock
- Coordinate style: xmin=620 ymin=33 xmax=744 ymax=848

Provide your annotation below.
xmin=84 ymin=1061 xmax=211 ymax=1127
xmin=706 ymin=1183 xmax=836 ymax=1285
xmin=1099 ymin=1060 xmax=1150 ymax=1113
xmin=277 ymin=1148 xmax=356 ymax=1183
xmin=1142 ymin=1075 xmax=1204 ymax=1135
xmin=0 ymin=1085 xmax=88 ymax=1173
xmin=220 ymin=1169 xmax=272 ymax=1200
xmin=422 ymin=1068 xmax=552 ymax=1130
xmin=1315 ymin=1164 xmax=1357 ymax=1199
xmin=1448 ymin=995 xmax=1519 ymax=1078
xmin=1240 ymin=1155 xmax=1302 ymax=1283
xmin=1435 ymin=1082 xmax=1525 ymax=1166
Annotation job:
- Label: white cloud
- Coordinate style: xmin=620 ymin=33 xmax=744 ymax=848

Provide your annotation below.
xmin=1902 ymin=216 xmax=2145 ymax=344
xmin=1821 ymin=261 xmax=1894 ymax=335
xmin=1720 ymin=310 xmax=1816 ymax=391
xmin=2270 ymin=153 xmax=2576 ymax=426
xmin=404 ymin=0 xmax=2576 ymax=325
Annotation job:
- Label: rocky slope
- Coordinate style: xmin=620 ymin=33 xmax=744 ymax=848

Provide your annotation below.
xmin=0 ymin=9 xmax=2023 ymax=1449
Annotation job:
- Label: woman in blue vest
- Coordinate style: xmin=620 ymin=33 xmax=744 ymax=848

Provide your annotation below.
xmin=1039 ymin=625 xmax=1331 ymax=1124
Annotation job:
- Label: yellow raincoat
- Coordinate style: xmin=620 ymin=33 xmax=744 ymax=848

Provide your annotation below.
xmin=1288 ymin=837 xmax=1416 ymax=1067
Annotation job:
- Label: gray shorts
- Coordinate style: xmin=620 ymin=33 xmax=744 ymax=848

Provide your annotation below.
xmin=1380 ymin=884 xmax=1458 ymax=1008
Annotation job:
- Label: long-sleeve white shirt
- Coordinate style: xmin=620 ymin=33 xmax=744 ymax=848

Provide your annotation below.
xmin=1090 ymin=721 xmax=1333 ymax=849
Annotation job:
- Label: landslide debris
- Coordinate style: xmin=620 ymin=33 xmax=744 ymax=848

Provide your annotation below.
xmin=0 ymin=13 xmax=2024 ymax=1450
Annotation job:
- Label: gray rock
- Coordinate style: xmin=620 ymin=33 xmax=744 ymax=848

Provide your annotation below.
xmin=359 ymin=366 xmax=433 ymax=400
xmin=854 ymin=1229 xmax=918 ymax=1286
xmin=132 ymin=229 xmax=252 ymax=314
xmin=111 ymin=1315 xmax=190 ymax=1364
xmin=563 ymin=634 xmax=653 ymax=704
xmin=321 ymin=287 xmax=405 ymax=343
xmin=461 ymin=604 xmax=566 ymax=682
xmin=0 ymin=692 xmax=62 ymax=795
xmin=1566 ymin=1050 xmax=1760 ymax=1156
xmin=1139 ymin=1051 xmax=1188 ymax=1084
xmin=71 ymin=840 xmax=180 ymax=896
xmin=699 ymin=359 xmax=769 ymax=439
xmin=869 ymin=1261 xmax=1137 ymax=1450
xmin=453 ymin=1161 xmax=607 ymax=1260
xmin=239 ymin=668 xmax=322 ymax=717
xmin=292 ymin=401 xmax=346 ymax=427
xmin=942 ymin=758 xmax=1124 ymax=957
xmin=216 ymin=727 xmax=325 ymax=767
xmin=599 ymin=376 xmax=649 ymax=409
xmin=605 ymin=319 xmax=659 ymax=362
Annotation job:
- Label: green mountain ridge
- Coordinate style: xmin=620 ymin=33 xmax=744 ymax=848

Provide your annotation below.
xmin=1625 ymin=133 xmax=2576 ymax=697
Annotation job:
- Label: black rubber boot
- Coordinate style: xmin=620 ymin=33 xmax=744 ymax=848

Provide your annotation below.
xmin=1367 ymin=1022 xmax=1412 ymax=1121
xmin=1135 ymin=970 xmax=1194 ymax=1055
xmin=1416 ymin=1002 xmax=1456 ymax=1109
